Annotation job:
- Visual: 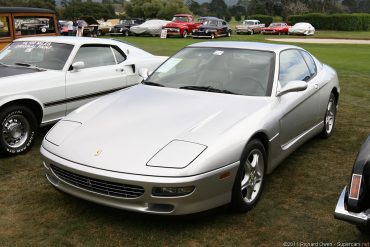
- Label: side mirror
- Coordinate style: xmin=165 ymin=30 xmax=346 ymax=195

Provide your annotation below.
xmin=277 ymin=80 xmax=308 ymax=96
xmin=71 ymin=61 xmax=85 ymax=71
xmin=138 ymin=68 xmax=149 ymax=80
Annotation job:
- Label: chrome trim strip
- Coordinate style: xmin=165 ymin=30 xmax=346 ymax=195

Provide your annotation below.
xmin=269 ymin=132 xmax=279 ymax=142
xmin=281 ymin=121 xmax=323 ymax=150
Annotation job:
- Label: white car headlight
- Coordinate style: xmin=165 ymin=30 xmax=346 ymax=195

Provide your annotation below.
xmin=46 ymin=120 xmax=82 ymax=146
xmin=147 ymin=140 xmax=207 ymax=168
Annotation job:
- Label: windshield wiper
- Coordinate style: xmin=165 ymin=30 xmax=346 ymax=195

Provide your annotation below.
xmin=142 ymin=81 xmax=165 ymax=87
xmin=15 ymin=62 xmax=46 ymax=71
xmin=179 ymin=85 xmax=237 ymax=95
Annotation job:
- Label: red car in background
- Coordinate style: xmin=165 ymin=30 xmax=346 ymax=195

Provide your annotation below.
xmin=261 ymin=22 xmax=290 ymax=35
xmin=162 ymin=14 xmax=202 ymax=38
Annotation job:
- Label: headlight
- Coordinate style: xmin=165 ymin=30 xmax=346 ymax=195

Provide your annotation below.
xmin=205 ymin=30 xmax=209 ymax=33
xmin=120 ymin=28 xmax=123 ymax=32
xmin=152 ymin=186 xmax=195 ymax=197
xmin=109 ymin=27 xmax=112 ymax=32
xmin=147 ymin=140 xmax=207 ymax=168
xmin=193 ymin=29 xmax=197 ymax=33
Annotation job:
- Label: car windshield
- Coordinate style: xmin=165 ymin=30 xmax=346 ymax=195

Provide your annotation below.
xmin=146 ymin=47 xmax=275 ymax=97
xmin=203 ymin=20 xmax=218 ymax=26
xmin=120 ymin=20 xmax=134 ymax=25
xmin=269 ymin=23 xmax=282 ymax=27
xmin=0 ymin=41 xmax=74 ymax=70
xmin=172 ymin=16 xmax=188 ymax=22
xmin=243 ymin=21 xmax=255 ymax=25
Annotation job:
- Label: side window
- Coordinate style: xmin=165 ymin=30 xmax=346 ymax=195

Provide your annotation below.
xmin=14 ymin=16 xmax=56 ymax=36
xmin=73 ymin=45 xmax=116 ymax=69
xmin=279 ymin=49 xmax=311 ymax=87
xmin=0 ymin=16 xmax=10 ymax=37
xmin=300 ymin=50 xmax=317 ymax=76
xmin=111 ymin=46 xmax=126 ymax=64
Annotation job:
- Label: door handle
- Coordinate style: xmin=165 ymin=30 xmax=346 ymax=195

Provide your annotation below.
xmin=116 ymin=68 xmax=124 ymax=72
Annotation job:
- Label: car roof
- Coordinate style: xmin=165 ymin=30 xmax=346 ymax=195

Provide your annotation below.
xmin=14 ymin=36 xmax=125 ymax=46
xmin=0 ymin=7 xmax=55 ymax=14
xmin=188 ymin=41 xmax=298 ymax=53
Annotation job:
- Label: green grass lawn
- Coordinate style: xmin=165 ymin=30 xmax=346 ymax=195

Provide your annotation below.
xmin=1 ymin=33 xmax=370 ymax=246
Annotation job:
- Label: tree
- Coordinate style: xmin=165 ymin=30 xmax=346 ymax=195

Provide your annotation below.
xmin=0 ymin=0 xmax=56 ymax=10
xmin=61 ymin=1 xmax=116 ymax=19
xmin=125 ymin=0 xmax=190 ymax=19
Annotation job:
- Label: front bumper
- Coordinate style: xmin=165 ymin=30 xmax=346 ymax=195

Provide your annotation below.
xmin=41 ymin=145 xmax=239 ymax=215
xmin=334 ymin=187 xmax=370 ymax=225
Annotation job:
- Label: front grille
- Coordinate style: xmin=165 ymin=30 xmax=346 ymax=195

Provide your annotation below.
xmin=50 ymin=165 xmax=145 ymax=198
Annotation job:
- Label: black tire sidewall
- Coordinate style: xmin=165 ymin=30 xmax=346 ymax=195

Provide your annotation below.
xmin=231 ymin=139 xmax=266 ymax=212
xmin=0 ymin=106 xmax=37 ymax=155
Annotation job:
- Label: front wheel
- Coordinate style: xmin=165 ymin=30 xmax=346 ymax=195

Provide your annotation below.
xmin=182 ymin=30 xmax=188 ymax=38
xmin=231 ymin=139 xmax=266 ymax=212
xmin=320 ymin=93 xmax=337 ymax=138
xmin=0 ymin=105 xmax=38 ymax=156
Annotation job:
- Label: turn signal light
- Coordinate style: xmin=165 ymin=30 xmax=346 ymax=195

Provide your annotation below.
xmin=349 ymin=174 xmax=362 ymax=200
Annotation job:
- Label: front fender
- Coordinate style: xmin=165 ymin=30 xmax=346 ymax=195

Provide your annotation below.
xmin=346 ymin=135 xmax=370 ymax=212
xmin=0 ymin=94 xmax=44 ymax=113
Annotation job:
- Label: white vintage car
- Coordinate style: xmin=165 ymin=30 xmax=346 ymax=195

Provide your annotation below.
xmin=0 ymin=36 xmax=167 ymax=156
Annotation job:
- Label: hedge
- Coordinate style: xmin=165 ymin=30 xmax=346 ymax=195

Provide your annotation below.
xmin=287 ymin=13 xmax=370 ymax=31
xmin=247 ymin=15 xmax=273 ymax=26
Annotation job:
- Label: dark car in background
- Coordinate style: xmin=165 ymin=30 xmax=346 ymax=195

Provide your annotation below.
xmin=192 ymin=18 xmax=231 ymax=39
xmin=109 ymin=18 xmax=144 ymax=36
xmin=335 ymin=135 xmax=370 ymax=233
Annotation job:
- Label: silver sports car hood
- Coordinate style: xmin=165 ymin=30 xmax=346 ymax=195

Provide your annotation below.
xmin=44 ymin=84 xmax=273 ymax=176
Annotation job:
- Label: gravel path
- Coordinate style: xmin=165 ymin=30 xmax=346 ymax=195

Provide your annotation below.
xmin=267 ymin=38 xmax=370 ymax=44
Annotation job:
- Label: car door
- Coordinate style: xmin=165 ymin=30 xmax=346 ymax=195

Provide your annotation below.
xmin=277 ymin=49 xmax=321 ymax=150
xmin=65 ymin=44 xmax=128 ymax=115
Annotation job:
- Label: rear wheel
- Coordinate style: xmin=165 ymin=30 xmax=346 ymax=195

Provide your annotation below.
xmin=211 ymin=33 xmax=215 ymax=39
xmin=0 ymin=105 xmax=38 ymax=156
xmin=320 ymin=93 xmax=337 ymax=138
xmin=231 ymin=139 xmax=266 ymax=212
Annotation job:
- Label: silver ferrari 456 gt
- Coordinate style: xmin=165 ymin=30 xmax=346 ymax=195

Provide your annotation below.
xmin=41 ymin=41 xmax=340 ymax=215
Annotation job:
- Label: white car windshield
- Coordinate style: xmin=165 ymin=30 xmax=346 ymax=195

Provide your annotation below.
xmin=0 ymin=41 xmax=74 ymax=70
xmin=146 ymin=47 xmax=275 ymax=97
xmin=243 ymin=21 xmax=255 ymax=25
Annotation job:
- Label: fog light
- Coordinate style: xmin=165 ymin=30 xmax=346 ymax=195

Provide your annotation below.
xmin=152 ymin=186 xmax=195 ymax=197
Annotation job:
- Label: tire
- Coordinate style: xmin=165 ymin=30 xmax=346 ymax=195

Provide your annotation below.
xmin=182 ymin=30 xmax=188 ymax=38
xmin=320 ymin=93 xmax=337 ymax=138
xmin=211 ymin=33 xmax=215 ymax=39
xmin=97 ymin=30 xmax=102 ymax=36
xmin=0 ymin=105 xmax=38 ymax=156
xmin=231 ymin=139 xmax=266 ymax=212
xmin=357 ymin=225 xmax=370 ymax=234
xmin=124 ymin=30 xmax=129 ymax=37
xmin=250 ymin=29 xmax=254 ymax=35
xmin=227 ymin=30 xmax=231 ymax=37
